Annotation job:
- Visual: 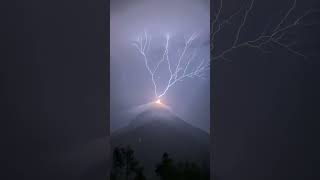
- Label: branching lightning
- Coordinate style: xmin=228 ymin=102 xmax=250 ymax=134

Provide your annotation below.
xmin=132 ymin=0 xmax=318 ymax=100
xmin=211 ymin=0 xmax=319 ymax=63
xmin=133 ymin=31 xmax=209 ymax=99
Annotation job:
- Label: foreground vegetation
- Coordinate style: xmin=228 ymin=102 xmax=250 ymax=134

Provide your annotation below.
xmin=110 ymin=146 xmax=209 ymax=180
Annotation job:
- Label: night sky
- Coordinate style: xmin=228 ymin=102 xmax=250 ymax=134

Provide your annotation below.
xmin=1 ymin=0 xmax=320 ymax=180
xmin=212 ymin=0 xmax=320 ymax=179
xmin=110 ymin=0 xmax=211 ymax=132
xmin=1 ymin=0 xmax=109 ymax=179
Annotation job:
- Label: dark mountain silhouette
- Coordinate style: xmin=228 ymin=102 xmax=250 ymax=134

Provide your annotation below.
xmin=111 ymin=102 xmax=210 ymax=179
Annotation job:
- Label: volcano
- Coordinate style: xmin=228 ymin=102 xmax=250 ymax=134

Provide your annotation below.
xmin=111 ymin=102 xmax=210 ymax=179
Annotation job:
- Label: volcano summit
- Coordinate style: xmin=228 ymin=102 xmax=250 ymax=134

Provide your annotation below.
xmin=111 ymin=102 xmax=210 ymax=179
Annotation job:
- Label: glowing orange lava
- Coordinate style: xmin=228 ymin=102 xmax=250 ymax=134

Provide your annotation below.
xmin=155 ymin=99 xmax=161 ymax=104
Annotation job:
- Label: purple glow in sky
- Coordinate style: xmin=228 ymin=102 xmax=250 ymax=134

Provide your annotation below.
xmin=110 ymin=0 xmax=210 ymax=132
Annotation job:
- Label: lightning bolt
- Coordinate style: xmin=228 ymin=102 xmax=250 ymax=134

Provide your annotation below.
xmin=132 ymin=0 xmax=318 ymax=100
xmin=211 ymin=0 xmax=319 ymax=63
xmin=133 ymin=31 xmax=210 ymax=99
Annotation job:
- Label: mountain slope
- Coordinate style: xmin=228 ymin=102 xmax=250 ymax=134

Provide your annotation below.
xmin=111 ymin=102 xmax=210 ymax=179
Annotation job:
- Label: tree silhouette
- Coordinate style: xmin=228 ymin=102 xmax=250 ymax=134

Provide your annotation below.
xmin=112 ymin=148 xmax=209 ymax=180
xmin=122 ymin=146 xmax=140 ymax=180
xmin=111 ymin=146 xmax=141 ymax=180
xmin=155 ymin=153 xmax=210 ymax=180
xmin=111 ymin=147 xmax=125 ymax=180
xmin=155 ymin=153 xmax=178 ymax=180
xmin=133 ymin=167 xmax=146 ymax=180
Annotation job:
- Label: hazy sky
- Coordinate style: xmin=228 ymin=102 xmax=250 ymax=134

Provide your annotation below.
xmin=110 ymin=0 xmax=210 ymax=132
